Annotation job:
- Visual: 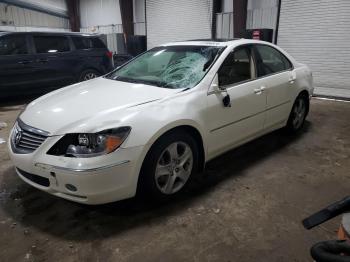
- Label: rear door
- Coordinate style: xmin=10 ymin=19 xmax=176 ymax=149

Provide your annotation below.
xmin=0 ymin=34 xmax=39 ymax=94
xmin=71 ymin=36 xmax=113 ymax=75
xmin=32 ymin=34 xmax=76 ymax=88
xmin=252 ymin=44 xmax=295 ymax=129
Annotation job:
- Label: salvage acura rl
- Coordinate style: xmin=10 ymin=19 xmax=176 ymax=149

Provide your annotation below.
xmin=8 ymin=39 xmax=313 ymax=204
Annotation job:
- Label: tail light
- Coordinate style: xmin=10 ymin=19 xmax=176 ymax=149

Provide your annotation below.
xmin=106 ymin=51 xmax=113 ymax=59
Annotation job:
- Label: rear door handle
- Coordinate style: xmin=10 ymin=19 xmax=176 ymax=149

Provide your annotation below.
xmin=17 ymin=60 xmax=32 ymax=65
xmin=289 ymin=71 xmax=297 ymax=84
xmin=36 ymin=59 xmax=48 ymax=63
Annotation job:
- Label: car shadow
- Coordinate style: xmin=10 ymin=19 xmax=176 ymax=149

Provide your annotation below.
xmin=0 ymin=121 xmax=312 ymax=241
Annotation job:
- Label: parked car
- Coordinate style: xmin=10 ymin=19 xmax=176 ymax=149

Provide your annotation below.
xmin=0 ymin=31 xmax=114 ymax=98
xmin=8 ymin=39 xmax=314 ymax=204
xmin=113 ymin=53 xmax=133 ymax=67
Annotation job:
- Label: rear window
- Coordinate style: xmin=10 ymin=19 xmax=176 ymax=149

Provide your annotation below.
xmin=91 ymin=38 xmax=105 ymax=48
xmin=72 ymin=37 xmax=106 ymax=50
xmin=0 ymin=35 xmax=28 ymax=55
xmin=34 ymin=36 xmax=70 ymax=53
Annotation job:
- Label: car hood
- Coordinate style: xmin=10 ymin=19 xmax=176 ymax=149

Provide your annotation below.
xmin=20 ymin=78 xmax=180 ymax=135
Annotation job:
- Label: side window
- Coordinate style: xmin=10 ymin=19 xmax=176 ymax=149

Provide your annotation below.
xmin=33 ymin=36 xmax=70 ymax=53
xmin=72 ymin=37 xmax=91 ymax=49
xmin=0 ymin=35 xmax=28 ymax=55
xmin=91 ymin=38 xmax=106 ymax=48
xmin=254 ymin=45 xmax=292 ymax=77
xmin=218 ymin=47 xmax=252 ymax=86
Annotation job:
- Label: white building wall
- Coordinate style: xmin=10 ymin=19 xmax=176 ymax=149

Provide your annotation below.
xmin=133 ymin=0 xmax=145 ymax=35
xmin=0 ymin=1 xmax=69 ymax=32
xmin=278 ymin=0 xmax=350 ymax=91
xmin=80 ymin=0 xmax=122 ymax=29
xmin=79 ymin=0 xmax=123 ymax=53
xmin=246 ymin=0 xmax=278 ymax=41
xmin=216 ymin=0 xmax=233 ymax=39
xmin=146 ymin=0 xmax=213 ymax=49
xmin=221 ymin=0 xmax=233 ymax=12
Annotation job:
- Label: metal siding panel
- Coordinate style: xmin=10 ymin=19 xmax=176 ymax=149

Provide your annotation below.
xmin=0 ymin=3 xmax=69 ymax=31
xmin=146 ymin=0 xmax=213 ymax=49
xmin=278 ymin=0 xmax=350 ymax=90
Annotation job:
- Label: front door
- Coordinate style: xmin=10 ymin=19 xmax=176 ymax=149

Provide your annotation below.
xmin=0 ymin=34 xmax=39 ymax=95
xmin=206 ymin=46 xmax=267 ymax=158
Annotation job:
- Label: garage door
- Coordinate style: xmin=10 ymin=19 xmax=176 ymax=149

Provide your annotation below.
xmin=146 ymin=0 xmax=213 ymax=49
xmin=278 ymin=0 xmax=350 ymax=91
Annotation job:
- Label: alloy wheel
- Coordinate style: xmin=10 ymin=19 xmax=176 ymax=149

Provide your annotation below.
xmin=292 ymin=98 xmax=306 ymax=129
xmin=83 ymin=72 xmax=98 ymax=81
xmin=155 ymin=142 xmax=193 ymax=194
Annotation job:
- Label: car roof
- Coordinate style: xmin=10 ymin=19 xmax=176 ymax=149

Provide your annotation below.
xmin=0 ymin=31 xmax=101 ymax=37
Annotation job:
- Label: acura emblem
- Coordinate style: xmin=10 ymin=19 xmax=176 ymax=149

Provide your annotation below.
xmin=15 ymin=128 xmax=22 ymax=146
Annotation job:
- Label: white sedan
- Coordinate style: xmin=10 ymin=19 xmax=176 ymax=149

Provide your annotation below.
xmin=8 ymin=39 xmax=313 ymax=204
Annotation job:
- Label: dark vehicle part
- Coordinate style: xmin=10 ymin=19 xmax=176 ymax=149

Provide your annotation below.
xmin=303 ymin=196 xmax=350 ymax=261
xmin=303 ymin=196 xmax=350 ymax=230
xmin=310 ymin=240 xmax=350 ymax=262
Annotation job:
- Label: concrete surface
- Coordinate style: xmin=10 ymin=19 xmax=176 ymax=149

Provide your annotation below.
xmin=314 ymin=87 xmax=350 ymax=100
xmin=0 ymin=98 xmax=349 ymax=262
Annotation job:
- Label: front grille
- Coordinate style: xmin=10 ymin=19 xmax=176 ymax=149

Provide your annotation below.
xmin=17 ymin=168 xmax=50 ymax=187
xmin=11 ymin=119 xmax=49 ymax=154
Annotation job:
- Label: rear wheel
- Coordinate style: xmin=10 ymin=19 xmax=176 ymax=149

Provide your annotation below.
xmin=286 ymin=94 xmax=308 ymax=133
xmin=138 ymin=130 xmax=199 ymax=200
xmin=79 ymin=69 xmax=100 ymax=82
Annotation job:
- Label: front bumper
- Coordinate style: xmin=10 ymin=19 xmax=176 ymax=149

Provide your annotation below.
xmin=8 ymin=128 xmax=145 ymax=205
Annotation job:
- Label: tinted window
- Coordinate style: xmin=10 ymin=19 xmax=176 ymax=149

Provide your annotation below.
xmin=254 ymin=45 xmax=292 ymax=77
xmin=34 ymin=36 xmax=70 ymax=53
xmin=72 ymin=37 xmax=91 ymax=49
xmin=218 ymin=47 xmax=252 ymax=86
xmin=91 ymin=38 xmax=105 ymax=48
xmin=72 ymin=37 xmax=106 ymax=50
xmin=0 ymin=35 xmax=28 ymax=55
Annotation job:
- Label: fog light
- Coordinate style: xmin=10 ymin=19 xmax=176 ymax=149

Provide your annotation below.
xmin=65 ymin=184 xmax=77 ymax=192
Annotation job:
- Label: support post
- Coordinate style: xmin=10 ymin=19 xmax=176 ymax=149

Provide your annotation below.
xmin=233 ymin=0 xmax=247 ymax=38
xmin=66 ymin=0 xmax=80 ymax=32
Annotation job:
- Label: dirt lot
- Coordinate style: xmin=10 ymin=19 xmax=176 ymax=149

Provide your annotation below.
xmin=0 ymin=98 xmax=349 ymax=262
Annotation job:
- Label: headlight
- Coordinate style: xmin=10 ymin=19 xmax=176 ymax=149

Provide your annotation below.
xmin=47 ymin=127 xmax=131 ymax=158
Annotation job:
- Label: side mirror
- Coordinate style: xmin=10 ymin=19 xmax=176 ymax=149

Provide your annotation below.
xmin=209 ymin=74 xmax=231 ymax=107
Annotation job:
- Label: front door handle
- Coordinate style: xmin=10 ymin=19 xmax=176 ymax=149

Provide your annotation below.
xmin=254 ymin=86 xmax=266 ymax=94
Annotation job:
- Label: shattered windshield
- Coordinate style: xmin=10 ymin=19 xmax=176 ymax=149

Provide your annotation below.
xmin=106 ymin=45 xmax=223 ymax=89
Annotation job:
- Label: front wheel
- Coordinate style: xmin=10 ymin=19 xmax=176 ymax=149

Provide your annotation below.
xmin=138 ymin=130 xmax=199 ymax=200
xmin=286 ymin=95 xmax=308 ymax=133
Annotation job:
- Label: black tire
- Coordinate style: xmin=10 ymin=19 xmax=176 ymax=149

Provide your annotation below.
xmin=285 ymin=94 xmax=309 ymax=133
xmin=79 ymin=69 xmax=100 ymax=82
xmin=137 ymin=130 xmax=199 ymax=200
